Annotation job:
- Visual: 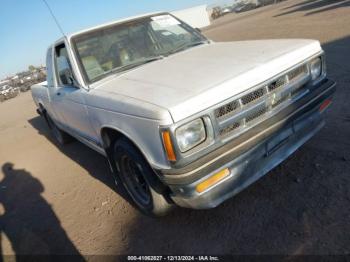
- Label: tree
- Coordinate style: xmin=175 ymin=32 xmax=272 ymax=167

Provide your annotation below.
xmin=28 ymin=65 xmax=36 ymax=71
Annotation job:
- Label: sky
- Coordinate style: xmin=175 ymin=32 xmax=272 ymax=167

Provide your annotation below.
xmin=0 ymin=0 xmax=234 ymax=79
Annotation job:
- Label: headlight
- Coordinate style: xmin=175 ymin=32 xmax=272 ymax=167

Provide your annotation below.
xmin=310 ymin=57 xmax=322 ymax=81
xmin=175 ymin=118 xmax=206 ymax=152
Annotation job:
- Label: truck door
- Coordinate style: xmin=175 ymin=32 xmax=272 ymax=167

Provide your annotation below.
xmin=45 ymin=46 xmax=65 ymax=124
xmin=51 ymin=42 xmax=98 ymax=143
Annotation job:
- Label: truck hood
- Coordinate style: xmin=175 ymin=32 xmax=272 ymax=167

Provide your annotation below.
xmin=94 ymin=39 xmax=322 ymax=122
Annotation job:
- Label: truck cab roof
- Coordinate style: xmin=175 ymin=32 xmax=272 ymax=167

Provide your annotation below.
xmin=53 ymin=12 xmax=165 ymax=45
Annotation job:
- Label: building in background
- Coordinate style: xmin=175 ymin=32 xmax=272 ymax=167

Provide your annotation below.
xmin=172 ymin=5 xmax=211 ymax=29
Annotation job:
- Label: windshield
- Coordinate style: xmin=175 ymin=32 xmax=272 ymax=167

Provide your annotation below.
xmin=71 ymin=14 xmax=207 ymax=83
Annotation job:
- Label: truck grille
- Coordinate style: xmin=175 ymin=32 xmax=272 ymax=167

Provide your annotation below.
xmin=214 ymin=100 xmax=239 ymax=119
xmin=288 ymin=64 xmax=308 ymax=81
xmin=216 ymin=64 xmax=310 ymax=139
xmin=245 ymin=104 xmax=269 ymax=123
xmin=241 ymin=87 xmax=267 ymax=105
xmin=218 ymin=121 xmax=241 ymax=136
xmin=268 ymin=76 xmax=287 ymax=92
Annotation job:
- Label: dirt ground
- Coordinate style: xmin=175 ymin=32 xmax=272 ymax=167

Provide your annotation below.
xmin=0 ymin=0 xmax=349 ymax=258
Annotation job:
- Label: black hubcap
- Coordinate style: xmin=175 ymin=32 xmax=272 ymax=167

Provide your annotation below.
xmin=120 ymin=155 xmax=151 ymax=207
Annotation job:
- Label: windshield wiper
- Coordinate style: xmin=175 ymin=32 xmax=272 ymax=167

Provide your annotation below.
xmin=166 ymin=40 xmax=209 ymax=56
xmin=93 ymin=56 xmax=164 ymax=81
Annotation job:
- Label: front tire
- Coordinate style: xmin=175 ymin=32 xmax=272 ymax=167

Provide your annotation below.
xmin=113 ymin=138 xmax=172 ymax=217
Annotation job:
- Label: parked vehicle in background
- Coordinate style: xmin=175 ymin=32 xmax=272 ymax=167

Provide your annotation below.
xmin=211 ymin=7 xmax=222 ymax=20
xmin=0 ymin=85 xmax=20 ymax=102
xmin=211 ymin=1 xmax=262 ymax=18
xmin=221 ymin=6 xmax=233 ymax=15
xmin=20 ymin=84 xmax=32 ymax=92
xmin=0 ymin=85 xmax=10 ymax=99
xmin=31 ymin=12 xmax=336 ymax=216
xmin=11 ymin=67 xmax=47 ymax=91
xmin=234 ymin=2 xmax=260 ymax=13
xmin=8 ymin=87 xmax=20 ymax=99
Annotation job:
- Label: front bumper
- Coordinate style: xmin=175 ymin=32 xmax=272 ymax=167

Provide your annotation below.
xmin=160 ymin=79 xmax=336 ymax=209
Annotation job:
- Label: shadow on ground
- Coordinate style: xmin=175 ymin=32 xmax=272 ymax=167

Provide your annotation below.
xmin=0 ymin=163 xmax=84 ymax=260
xmin=27 ymin=116 xmax=134 ymax=209
xmin=275 ymin=0 xmax=350 ymax=16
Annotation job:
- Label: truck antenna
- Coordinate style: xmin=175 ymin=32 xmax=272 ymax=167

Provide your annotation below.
xmin=42 ymin=0 xmax=66 ymax=38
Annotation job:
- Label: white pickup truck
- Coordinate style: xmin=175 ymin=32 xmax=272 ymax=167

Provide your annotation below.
xmin=31 ymin=13 xmax=336 ymax=216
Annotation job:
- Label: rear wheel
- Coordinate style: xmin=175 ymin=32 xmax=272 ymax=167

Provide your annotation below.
xmin=45 ymin=113 xmax=73 ymax=145
xmin=113 ymin=138 xmax=172 ymax=217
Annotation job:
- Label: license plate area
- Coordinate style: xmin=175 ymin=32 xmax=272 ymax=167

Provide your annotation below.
xmin=266 ymin=127 xmax=293 ymax=156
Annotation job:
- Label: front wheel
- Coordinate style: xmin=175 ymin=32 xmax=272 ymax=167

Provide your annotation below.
xmin=113 ymin=138 xmax=173 ymax=217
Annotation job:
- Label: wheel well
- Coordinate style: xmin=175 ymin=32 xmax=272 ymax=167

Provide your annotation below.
xmin=38 ymin=103 xmax=45 ymax=112
xmin=38 ymin=104 xmax=52 ymax=127
xmin=101 ymin=127 xmax=150 ymax=167
xmin=100 ymin=127 xmax=169 ymax=195
xmin=101 ymin=127 xmax=126 ymax=151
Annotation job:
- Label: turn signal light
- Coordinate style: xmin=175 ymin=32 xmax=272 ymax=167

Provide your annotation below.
xmin=162 ymin=131 xmax=177 ymax=162
xmin=196 ymin=168 xmax=230 ymax=193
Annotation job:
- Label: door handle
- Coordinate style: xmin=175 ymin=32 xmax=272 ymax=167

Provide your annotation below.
xmin=56 ymin=92 xmax=61 ymax=96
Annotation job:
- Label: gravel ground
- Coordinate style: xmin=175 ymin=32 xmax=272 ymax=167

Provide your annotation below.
xmin=0 ymin=0 xmax=349 ymax=257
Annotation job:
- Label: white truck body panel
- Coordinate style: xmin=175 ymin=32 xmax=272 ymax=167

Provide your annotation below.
xmin=92 ymin=39 xmax=321 ymax=122
xmin=30 ymin=13 xmax=324 ymax=170
xmin=171 ymin=5 xmax=211 ymax=29
xmin=30 ymin=12 xmax=336 ymax=211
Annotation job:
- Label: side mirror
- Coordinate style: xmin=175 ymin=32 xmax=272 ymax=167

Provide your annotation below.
xmin=60 ymin=68 xmax=74 ymax=86
xmin=57 ymin=56 xmax=75 ymax=86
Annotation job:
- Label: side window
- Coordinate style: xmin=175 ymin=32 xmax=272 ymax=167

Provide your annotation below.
xmin=54 ymin=44 xmax=75 ymax=86
xmin=46 ymin=47 xmax=54 ymax=87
